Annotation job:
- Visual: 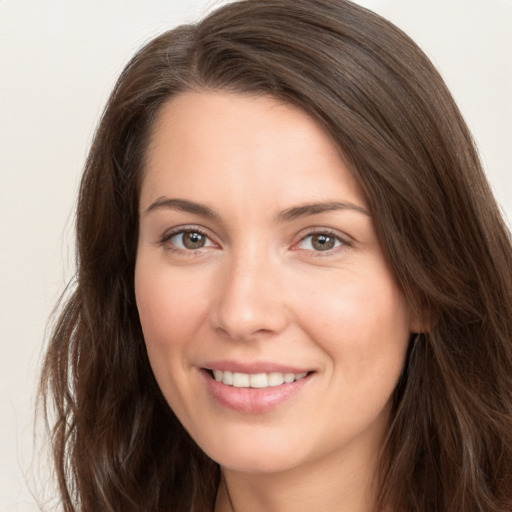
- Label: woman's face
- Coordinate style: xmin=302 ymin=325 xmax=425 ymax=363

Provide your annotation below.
xmin=135 ymin=91 xmax=419 ymax=475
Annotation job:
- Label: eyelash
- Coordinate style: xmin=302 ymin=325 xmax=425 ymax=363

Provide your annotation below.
xmin=158 ymin=227 xmax=350 ymax=255
xmin=159 ymin=226 xmax=216 ymax=253
xmin=294 ymin=229 xmax=350 ymax=255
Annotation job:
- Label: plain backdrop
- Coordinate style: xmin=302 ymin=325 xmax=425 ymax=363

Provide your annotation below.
xmin=0 ymin=1 xmax=510 ymax=510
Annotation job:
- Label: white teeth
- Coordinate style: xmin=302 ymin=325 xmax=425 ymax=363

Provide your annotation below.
xmin=233 ymin=372 xmax=250 ymax=387
xmin=221 ymin=371 xmax=233 ymax=385
xmin=249 ymin=373 xmax=268 ymax=388
xmin=267 ymin=372 xmax=285 ymax=386
xmin=211 ymin=370 xmax=309 ymax=388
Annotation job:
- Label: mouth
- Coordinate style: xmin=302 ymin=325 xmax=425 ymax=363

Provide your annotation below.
xmin=200 ymin=362 xmax=316 ymax=413
xmin=206 ymin=369 xmax=312 ymax=389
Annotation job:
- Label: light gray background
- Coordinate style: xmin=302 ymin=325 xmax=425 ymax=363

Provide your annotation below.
xmin=1 ymin=1 xmax=510 ymax=510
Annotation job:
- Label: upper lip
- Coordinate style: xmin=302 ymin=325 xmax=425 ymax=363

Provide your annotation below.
xmin=201 ymin=360 xmax=313 ymax=374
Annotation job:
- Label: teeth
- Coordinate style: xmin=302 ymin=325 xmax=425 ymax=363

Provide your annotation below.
xmin=233 ymin=372 xmax=250 ymax=387
xmin=222 ymin=371 xmax=233 ymax=385
xmin=267 ymin=372 xmax=284 ymax=386
xmin=249 ymin=373 xmax=268 ymax=388
xmin=211 ymin=370 xmax=308 ymax=388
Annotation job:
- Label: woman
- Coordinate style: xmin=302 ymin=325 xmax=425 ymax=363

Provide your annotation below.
xmin=40 ymin=0 xmax=512 ymax=511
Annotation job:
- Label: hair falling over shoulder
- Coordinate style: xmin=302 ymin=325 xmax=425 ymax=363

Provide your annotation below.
xmin=40 ymin=1 xmax=512 ymax=511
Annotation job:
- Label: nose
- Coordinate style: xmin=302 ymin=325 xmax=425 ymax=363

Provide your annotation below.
xmin=210 ymin=249 xmax=289 ymax=342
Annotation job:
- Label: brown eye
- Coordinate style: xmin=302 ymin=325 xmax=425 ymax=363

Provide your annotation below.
xmin=167 ymin=230 xmax=214 ymax=250
xmin=297 ymin=232 xmax=343 ymax=252
xmin=181 ymin=231 xmax=206 ymax=249
xmin=311 ymin=234 xmax=336 ymax=251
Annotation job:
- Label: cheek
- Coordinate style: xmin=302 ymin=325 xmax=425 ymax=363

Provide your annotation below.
xmin=293 ymin=263 xmax=411 ymax=382
xmin=134 ymin=259 xmax=209 ymax=379
xmin=136 ymin=256 xmax=203 ymax=334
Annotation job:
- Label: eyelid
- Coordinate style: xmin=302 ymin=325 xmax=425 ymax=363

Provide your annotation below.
xmin=292 ymin=227 xmax=352 ymax=253
xmin=157 ymin=225 xmax=352 ymax=254
xmin=159 ymin=225 xmax=219 ymax=251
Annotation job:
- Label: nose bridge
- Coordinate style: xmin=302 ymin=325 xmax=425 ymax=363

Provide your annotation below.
xmin=211 ymin=241 xmax=287 ymax=341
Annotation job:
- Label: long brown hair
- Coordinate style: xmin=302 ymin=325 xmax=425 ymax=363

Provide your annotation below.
xmin=40 ymin=1 xmax=512 ymax=510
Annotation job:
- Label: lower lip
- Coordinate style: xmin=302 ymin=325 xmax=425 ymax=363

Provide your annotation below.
xmin=201 ymin=370 xmax=312 ymax=414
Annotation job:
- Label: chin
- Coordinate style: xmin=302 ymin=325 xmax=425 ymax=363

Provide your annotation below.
xmin=214 ymin=449 xmax=301 ymax=475
xmin=197 ymin=427 xmax=319 ymax=476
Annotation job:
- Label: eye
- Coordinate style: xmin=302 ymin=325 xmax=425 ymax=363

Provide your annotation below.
xmin=297 ymin=232 xmax=344 ymax=252
xmin=164 ymin=229 xmax=215 ymax=251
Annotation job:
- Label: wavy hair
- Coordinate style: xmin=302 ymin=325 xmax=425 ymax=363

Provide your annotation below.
xmin=40 ymin=1 xmax=512 ymax=510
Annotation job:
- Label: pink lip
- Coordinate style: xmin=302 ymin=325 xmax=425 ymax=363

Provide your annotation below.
xmin=200 ymin=366 xmax=314 ymax=414
xmin=202 ymin=360 xmax=312 ymax=374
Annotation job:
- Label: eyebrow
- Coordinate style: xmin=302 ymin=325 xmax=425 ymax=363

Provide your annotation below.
xmin=277 ymin=201 xmax=370 ymax=222
xmin=143 ymin=197 xmax=370 ymax=220
xmin=143 ymin=197 xmax=218 ymax=218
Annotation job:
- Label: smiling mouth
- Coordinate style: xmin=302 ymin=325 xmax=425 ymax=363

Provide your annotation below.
xmin=203 ymin=367 xmax=315 ymax=413
xmin=207 ymin=369 xmax=311 ymax=389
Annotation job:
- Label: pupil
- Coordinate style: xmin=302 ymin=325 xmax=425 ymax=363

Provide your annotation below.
xmin=184 ymin=232 xmax=205 ymax=249
xmin=312 ymin=234 xmax=335 ymax=251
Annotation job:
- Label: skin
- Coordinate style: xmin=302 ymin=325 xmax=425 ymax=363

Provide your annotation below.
xmin=135 ymin=91 xmax=421 ymax=512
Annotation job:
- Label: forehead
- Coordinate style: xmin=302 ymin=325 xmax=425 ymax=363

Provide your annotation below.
xmin=141 ymin=90 xmax=365 ymax=211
